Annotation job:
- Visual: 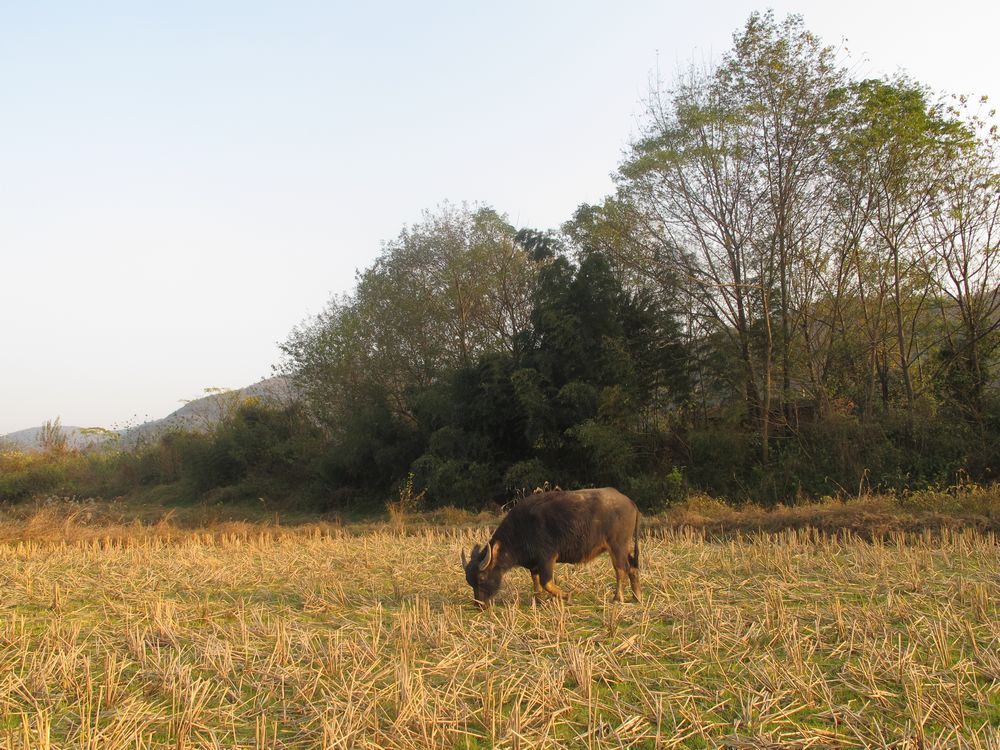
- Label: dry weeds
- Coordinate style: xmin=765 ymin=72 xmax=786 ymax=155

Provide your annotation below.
xmin=0 ymin=516 xmax=997 ymax=748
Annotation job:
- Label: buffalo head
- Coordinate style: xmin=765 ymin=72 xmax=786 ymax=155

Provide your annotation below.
xmin=461 ymin=542 xmax=502 ymax=606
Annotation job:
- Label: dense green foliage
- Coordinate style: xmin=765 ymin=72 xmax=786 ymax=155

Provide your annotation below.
xmin=0 ymin=403 xmax=328 ymax=507
xmin=3 ymin=12 xmax=998 ymax=513
xmin=277 ymin=13 xmax=999 ymax=510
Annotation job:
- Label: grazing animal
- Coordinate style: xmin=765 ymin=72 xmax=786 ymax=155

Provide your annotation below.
xmin=461 ymin=487 xmax=641 ymax=606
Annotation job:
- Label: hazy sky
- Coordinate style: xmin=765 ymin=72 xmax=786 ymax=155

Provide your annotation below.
xmin=2 ymin=1 xmax=997 ymax=433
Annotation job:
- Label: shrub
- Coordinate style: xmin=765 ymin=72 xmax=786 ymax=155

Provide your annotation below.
xmin=626 ymin=467 xmax=686 ymax=514
xmin=684 ymin=427 xmax=757 ymax=499
xmin=410 ymin=453 xmax=500 ymax=508
xmin=386 ymin=473 xmax=426 ymax=527
xmin=0 ymin=457 xmax=66 ymax=500
xmin=503 ymin=459 xmax=553 ymax=495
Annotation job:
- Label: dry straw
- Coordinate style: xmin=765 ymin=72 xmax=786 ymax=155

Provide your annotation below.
xmin=0 ymin=507 xmax=997 ymax=748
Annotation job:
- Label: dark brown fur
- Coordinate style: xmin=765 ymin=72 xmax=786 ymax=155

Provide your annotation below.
xmin=462 ymin=487 xmax=641 ymax=605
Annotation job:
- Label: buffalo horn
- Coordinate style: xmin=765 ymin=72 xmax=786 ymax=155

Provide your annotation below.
xmin=479 ymin=542 xmax=493 ymax=570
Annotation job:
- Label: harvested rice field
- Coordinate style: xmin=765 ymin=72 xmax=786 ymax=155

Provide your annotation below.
xmin=0 ymin=523 xmax=997 ymax=748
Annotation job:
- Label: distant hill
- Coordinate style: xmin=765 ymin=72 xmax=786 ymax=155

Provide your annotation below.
xmin=119 ymin=377 xmax=296 ymax=446
xmin=0 ymin=376 xmax=297 ymax=452
xmin=0 ymin=425 xmax=116 ymax=452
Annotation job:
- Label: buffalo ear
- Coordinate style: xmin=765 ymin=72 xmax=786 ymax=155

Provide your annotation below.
xmin=461 ymin=549 xmax=468 ymax=569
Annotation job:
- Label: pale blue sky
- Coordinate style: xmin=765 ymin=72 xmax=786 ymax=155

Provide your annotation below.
xmin=2 ymin=0 xmax=997 ymax=433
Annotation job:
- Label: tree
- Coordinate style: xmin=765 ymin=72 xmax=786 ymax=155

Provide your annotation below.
xmin=563 ymin=199 xmax=692 ymax=425
xmin=925 ymin=100 xmax=1000 ymax=426
xmin=620 ymin=12 xmax=845 ymax=460
xmin=837 ymin=78 xmax=967 ymax=410
xmin=38 ymin=417 xmax=68 ymax=453
xmin=721 ymin=12 xmax=844 ymax=425
xmin=283 ymin=204 xmax=540 ymax=427
xmin=622 ymin=61 xmax=764 ymax=450
xmin=281 ymin=204 xmax=542 ymax=497
xmin=512 ymin=243 xmax=687 ymax=488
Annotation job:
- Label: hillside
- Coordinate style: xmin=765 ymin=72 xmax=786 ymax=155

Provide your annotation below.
xmin=118 ymin=376 xmax=296 ymax=446
xmin=0 ymin=376 xmax=296 ymax=452
xmin=0 ymin=425 xmax=114 ymax=452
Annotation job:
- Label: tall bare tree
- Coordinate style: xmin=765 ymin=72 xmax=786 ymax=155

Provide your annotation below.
xmin=721 ymin=12 xmax=844 ymax=423
xmin=621 ymin=12 xmax=846 ymax=459
xmin=925 ymin=105 xmax=1000 ymax=425
xmin=837 ymin=79 xmax=965 ymax=410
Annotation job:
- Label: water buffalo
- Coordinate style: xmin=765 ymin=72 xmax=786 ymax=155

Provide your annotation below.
xmin=461 ymin=487 xmax=641 ymax=606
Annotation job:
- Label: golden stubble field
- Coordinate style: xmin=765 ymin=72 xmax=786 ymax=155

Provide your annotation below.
xmin=0 ymin=521 xmax=997 ymax=749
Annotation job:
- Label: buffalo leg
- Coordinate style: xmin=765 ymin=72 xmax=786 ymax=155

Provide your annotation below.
xmin=610 ymin=556 xmax=628 ymax=603
xmin=543 ymin=580 xmax=567 ymax=599
xmin=539 ymin=561 xmax=567 ymax=600
xmin=628 ymin=564 xmax=642 ymax=603
xmin=531 ymin=572 xmax=545 ymax=599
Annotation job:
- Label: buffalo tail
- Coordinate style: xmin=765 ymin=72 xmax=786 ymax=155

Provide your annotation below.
xmin=628 ymin=513 xmax=640 ymax=569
